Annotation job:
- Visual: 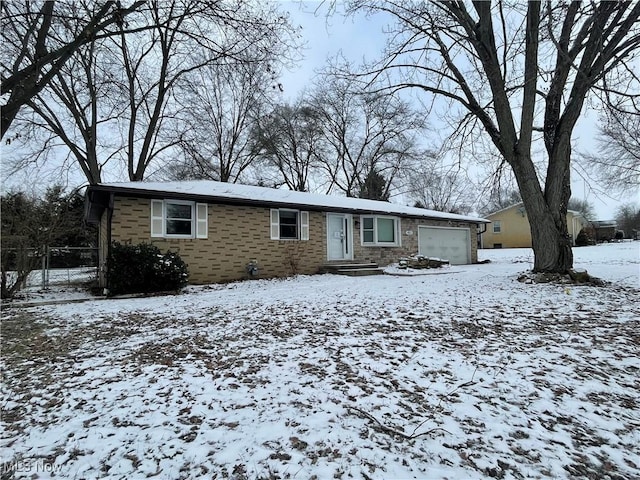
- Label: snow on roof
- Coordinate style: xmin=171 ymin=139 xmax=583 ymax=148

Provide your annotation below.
xmin=94 ymin=180 xmax=489 ymax=223
xmin=591 ymin=220 xmax=617 ymax=227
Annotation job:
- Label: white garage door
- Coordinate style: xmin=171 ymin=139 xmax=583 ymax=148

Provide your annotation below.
xmin=418 ymin=226 xmax=470 ymax=265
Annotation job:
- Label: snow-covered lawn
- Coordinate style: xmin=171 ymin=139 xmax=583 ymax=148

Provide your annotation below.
xmin=1 ymin=243 xmax=638 ymax=479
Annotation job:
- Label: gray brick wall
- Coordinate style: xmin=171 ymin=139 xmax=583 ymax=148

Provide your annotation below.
xmin=351 ymin=216 xmax=478 ymax=265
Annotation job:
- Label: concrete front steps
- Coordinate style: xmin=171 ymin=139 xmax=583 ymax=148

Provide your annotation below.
xmin=319 ymin=262 xmax=385 ymax=276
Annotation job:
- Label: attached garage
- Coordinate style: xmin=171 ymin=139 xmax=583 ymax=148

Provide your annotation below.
xmin=418 ymin=226 xmax=471 ymax=265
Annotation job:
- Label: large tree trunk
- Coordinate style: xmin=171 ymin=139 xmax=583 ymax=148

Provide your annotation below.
xmin=527 ymin=204 xmax=573 ymax=273
xmin=538 ymin=120 xmax=575 ymax=273
xmin=510 ymin=151 xmax=573 ymax=273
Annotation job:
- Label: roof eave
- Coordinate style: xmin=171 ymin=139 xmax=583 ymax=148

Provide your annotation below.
xmin=86 ymin=184 xmax=490 ymax=224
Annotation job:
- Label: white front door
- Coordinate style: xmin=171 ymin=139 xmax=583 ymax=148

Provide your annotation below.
xmin=327 ymin=214 xmax=352 ymax=260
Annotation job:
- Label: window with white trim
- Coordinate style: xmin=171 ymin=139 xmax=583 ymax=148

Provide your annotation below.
xmin=361 ymin=216 xmax=400 ymax=246
xmin=270 ymin=209 xmax=309 ymax=240
xmin=151 ymin=200 xmax=208 ymax=239
xmin=493 ymin=220 xmax=502 ymax=233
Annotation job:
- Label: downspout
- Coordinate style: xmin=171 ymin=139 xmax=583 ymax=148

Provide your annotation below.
xmin=104 ymin=192 xmax=114 ymax=295
xmin=477 ymin=222 xmax=487 ymax=250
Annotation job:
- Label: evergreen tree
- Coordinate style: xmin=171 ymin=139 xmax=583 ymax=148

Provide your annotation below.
xmin=358 ymin=169 xmax=390 ymax=201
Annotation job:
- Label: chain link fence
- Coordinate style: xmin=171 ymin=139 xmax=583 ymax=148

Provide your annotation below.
xmin=1 ymin=246 xmax=98 ymax=290
xmin=45 ymin=247 xmax=99 ymax=287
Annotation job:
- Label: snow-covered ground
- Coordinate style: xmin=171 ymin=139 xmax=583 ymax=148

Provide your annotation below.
xmin=1 ymin=242 xmax=638 ymax=479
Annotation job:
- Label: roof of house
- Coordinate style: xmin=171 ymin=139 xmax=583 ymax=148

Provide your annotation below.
xmin=591 ymin=220 xmax=617 ymax=228
xmin=485 ymin=202 xmax=526 ymax=217
xmin=86 ymin=180 xmax=490 ymax=224
xmin=486 ymin=202 xmax=585 ymax=219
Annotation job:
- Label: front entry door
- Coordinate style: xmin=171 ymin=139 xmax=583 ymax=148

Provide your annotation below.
xmin=327 ymin=214 xmax=352 ymax=261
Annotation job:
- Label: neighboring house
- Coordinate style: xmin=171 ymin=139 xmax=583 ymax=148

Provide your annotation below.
xmin=590 ymin=220 xmax=617 ymax=242
xmin=480 ymin=202 xmax=589 ymax=249
xmin=85 ymin=181 xmax=490 ymax=286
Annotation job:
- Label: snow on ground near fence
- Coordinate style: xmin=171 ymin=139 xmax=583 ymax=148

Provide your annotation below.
xmin=1 ymin=243 xmax=638 ymax=479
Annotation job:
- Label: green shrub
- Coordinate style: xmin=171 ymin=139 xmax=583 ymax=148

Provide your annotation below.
xmin=575 ymin=228 xmax=593 ymax=247
xmin=107 ymin=242 xmax=188 ymax=296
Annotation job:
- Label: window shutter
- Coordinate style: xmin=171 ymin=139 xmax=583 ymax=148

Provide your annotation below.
xmin=300 ymin=211 xmax=309 ymax=240
xmin=151 ymin=200 xmax=164 ymax=237
xmin=196 ymin=203 xmax=208 ymax=239
xmin=270 ymin=209 xmax=280 ymax=240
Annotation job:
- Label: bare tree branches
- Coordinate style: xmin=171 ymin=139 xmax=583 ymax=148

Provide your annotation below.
xmin=578 ymin=109 xmax=640 ymax=193
xmin=3 ymin=0 xmax=300 ymax=185
xmin=254 ymin=100 xmax=325 ymax=192
xmin=312 ymin=71 xmax=425 ymax=198
xmin=168 ymin=59 xmax=277 ymax=184
xmin=1 ymin=1 xmax=145 ymax=139
xmin=347 ymin=405 xmax=451 ymax=440
xmin=404 ymin=152 xmax=476 ymax=214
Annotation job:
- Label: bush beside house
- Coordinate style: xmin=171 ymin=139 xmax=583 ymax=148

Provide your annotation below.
xmin=575 ymin=228 xmax=595 ymax=246
xmin=107 ymin=242 xmax=188 ymax=296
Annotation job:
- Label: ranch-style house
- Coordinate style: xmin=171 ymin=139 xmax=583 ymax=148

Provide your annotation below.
xmin=85 ymin=181 xmax=490 ymax=287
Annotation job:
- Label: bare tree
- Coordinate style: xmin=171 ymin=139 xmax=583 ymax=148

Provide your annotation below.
xmin=19 ymin=26 xmax=122 ymax=184
xmin=567 ymin=198 xmax=596 ymax=222
xmin=109 ymin=1 xmax=297 ymax=182
xmin=579 ymin=109 xmax=640 ymax=194
xmin=1 ymin=0 xmax=145 ymax=140
xmin=253 ymin=100 xmax=326 ymax=192
xmin=4 ymin=1 xmax=299 ymax=184
xmin=477 ymin=187 xmax=523 ymax=217
xmin=615 ymin=203 xmax=640 ymax=239
xmin=168 ymin=60 xmax=274 ymax=183
xmin=346 ymin=1 xmax=640 ymax=273
xmin=405 ymin=154 xmax=475 ymax=214
xmin=312 ymin=72 xmax=424 ymax=198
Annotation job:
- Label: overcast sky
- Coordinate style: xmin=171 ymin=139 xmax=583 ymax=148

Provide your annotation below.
xmin=278 ymin=2 xmax=387 ymax=99
xmin=279 ymin=1 xmax=638 ymax=219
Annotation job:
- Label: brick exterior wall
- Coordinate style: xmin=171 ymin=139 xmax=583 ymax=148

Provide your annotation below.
xmin=109 ymin=196 xmax=326 ymax=284
xmin=104 ymin=195 xmax=480 ymax=285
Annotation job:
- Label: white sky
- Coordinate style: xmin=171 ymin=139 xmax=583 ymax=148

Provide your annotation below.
xmin=278 ymin=1 xmax=639 ymax=220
